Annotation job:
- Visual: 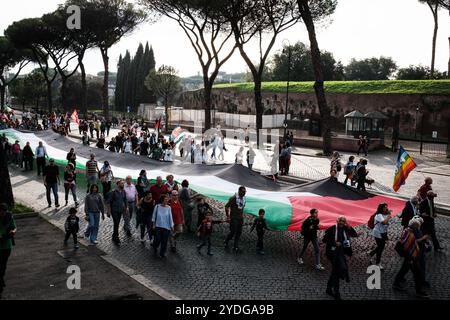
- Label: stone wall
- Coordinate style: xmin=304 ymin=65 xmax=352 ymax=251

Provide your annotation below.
xmin=177 ymin=88 xmax=450 ymax=138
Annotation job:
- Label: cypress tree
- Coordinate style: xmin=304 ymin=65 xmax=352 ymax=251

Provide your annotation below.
xmin=133 ymin=43 xmax=145 ymax=110
xmin=122 ymin=51 xmax=131 ymax=113
xmin=115 ymin=54 xmax=123 ymax=111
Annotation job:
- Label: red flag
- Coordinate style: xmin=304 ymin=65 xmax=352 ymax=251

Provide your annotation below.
xmin=155 ymin=119 xmax=160 ymax=129
xmin=71 ymin=110 xmax=79 ymax=125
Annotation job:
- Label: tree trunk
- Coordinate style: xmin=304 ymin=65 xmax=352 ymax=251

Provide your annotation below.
xmin=46 ymin=81 xmax=53 ymax=113
xmin=254 ymin=77 xmax=264 ymax=147
xmin=448 ymin=37 xmax=450 ymax=78
xmin=80 ymin=60 xmax=88 ymax=114
xmin=298 ymin=0 xmax=332 ymax=155
xmin=203 ymin=82 xmax=213 ymax=131
xmin=100 ymin=48 xmax=110 ymax=119
xmin=431 ymin=4 xmax=439 ymax=78
xmin=0 ymin=86 xmax=5 ymax=110
xmin=0 ymin=142 xmax=14 ymax=206
xmin=61 ymin=77 xmax=67 ymax=112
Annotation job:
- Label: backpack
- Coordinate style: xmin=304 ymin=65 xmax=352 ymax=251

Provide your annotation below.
xmin=367 ymin=213 xmax=377 ymax=229
xmin=344 ymin=163 xmax=353 ymax=175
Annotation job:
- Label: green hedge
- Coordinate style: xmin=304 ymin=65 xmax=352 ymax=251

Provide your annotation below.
xmin=213 ymin=80 xmax=450 ymax=95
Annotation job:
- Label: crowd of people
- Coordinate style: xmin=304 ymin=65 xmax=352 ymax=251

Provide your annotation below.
xmin=1 ymin=108 xmax=446 ymax=301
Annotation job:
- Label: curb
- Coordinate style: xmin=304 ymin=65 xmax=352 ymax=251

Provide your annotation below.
xmin=13 ymin=212 xmax=39 ymax=220
xmin=36 ymin=211 xmax=178 ymax=300
xmin=101 ymin=256 xmax=180 ymax=300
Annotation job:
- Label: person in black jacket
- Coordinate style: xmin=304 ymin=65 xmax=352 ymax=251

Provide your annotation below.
xmin=250 ymin=209 xmax=270 ymax=255
xmin=323 ymin=216 xmax=358 ymax=300
xmin=400 ymin=196 xmax=419 ymax=228
xmin=419 ymin=191 xmax=444 ymax=252
xmin=22 ymin=142 xmax=34 ymax=171
xmin=356 ymin=159 xmax=369 ymax=191
xmin=297 ymin=209 xmax=324 ymax=270
xmin=64 ymin=208 xmax=80 ymax=250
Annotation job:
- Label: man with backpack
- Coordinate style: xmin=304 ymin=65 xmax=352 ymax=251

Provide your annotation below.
xmin=393 ymin=217 xmax=430 ymax=299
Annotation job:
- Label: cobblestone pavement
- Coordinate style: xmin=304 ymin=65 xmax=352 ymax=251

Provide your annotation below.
xmin=9 ymin=166 xmax=450 ymax=300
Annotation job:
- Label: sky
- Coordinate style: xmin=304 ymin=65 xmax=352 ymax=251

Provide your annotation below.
xmin=1 ymin=0 xmax=450 ymax=77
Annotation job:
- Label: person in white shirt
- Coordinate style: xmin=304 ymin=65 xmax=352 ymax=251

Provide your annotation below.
xmin=369 ymin=203 xmax=392 ymax=269
xmin=235 ymin=147 xmax=244 ymax=165
xmin=194 ymin=144 xmax=203 ymax=164
xmin=218 ymin=137 xmax=226 ymax=161
xmin=123 ymin=138 xmax=133 ymax=154
xmin=35 ymin=141 xmax=48 ymax=176
xmin=164 ymin=146 xmax=173 ymax=162
xmin=123 ymin=175 xmax=138 ymax=236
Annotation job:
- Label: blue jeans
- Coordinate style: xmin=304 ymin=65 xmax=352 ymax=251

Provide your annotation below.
xmin=88 ymin=212 xmax=101 ymax=242
xmin=46 ymin=183 xmax=59 ymax=206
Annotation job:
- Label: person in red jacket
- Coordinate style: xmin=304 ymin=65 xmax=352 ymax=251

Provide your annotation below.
xmin=150 ymin=176 xmax=169 ymax=204
xmin=169 ymin=190 xmax=184 ymax=253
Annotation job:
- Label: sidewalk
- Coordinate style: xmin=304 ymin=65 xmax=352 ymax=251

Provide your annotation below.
xmin=2 ymin=216 xmax=163 ymax=300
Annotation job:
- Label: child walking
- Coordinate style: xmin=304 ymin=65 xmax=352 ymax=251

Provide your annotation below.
xmin=250 ymin=209 xmax=270 ymax=255
xmin=64 ymin=208 xmax=80 ymax=249
xmin=196 ymin=210 xmax=223 ymax=256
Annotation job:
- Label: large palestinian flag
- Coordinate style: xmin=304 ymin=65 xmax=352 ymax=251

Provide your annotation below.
xmin=1 ymin=129 xmax=406 ymax=230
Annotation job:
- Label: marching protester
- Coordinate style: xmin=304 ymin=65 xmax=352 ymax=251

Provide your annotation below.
xmin=107 ymin=180 xmax=128 ymax=245
xmin=393 ymin=217 xmax=430 ymax=299
xmin=85 ymin=154 xmax=99 ymax=194
xmin=137 ymin=191 xmax=155 ymax=243
xmin=400 ymin=196 xmax=420 ymax=229
xmin=35 ymin=141 xmax=47 ymax=176
xmin=64 ymin=207 xmax=80 ymax=250
xmin=66 ymin=148 xmax=77 ymax=167
xmin=99 ymin=161 xmax=114 ymax=198
xmin=22 ymin=142 xmax=34 ymax=171
xmin=356 ymin=158 xmax=369 ymax=192
xmin=330 ymin=152 xmax=342 ymax=178
xmin=43 ymin=159 xmax=60 ymax=208
xmin=368 ymin=203 xmax=393 ymax=269
xmin=418 ymin=177 xmax=434 ymax=202
xmin=136 ymin=170 xmax=150 ymax=199
xmin=165 ymin=175 xmax=178 ymax=196
xmin=196 ymin=197 xmax=211 ymax=228
xmin=150 ymin=176 xmax=169 ymax=204
xmin=323 ymin=216 xmax=358 ymax=300
xmin=124 ymin=176 xmax=139 ymax=237
xmin=11 ymin=140 xmax=21 ymax=167
xmin=169 ymin=190 xmax=184 ymax=253
xmin=297 ymin=208 xmax=324 ymax=271
xmin=250 ymin=209 xmax=270 ymax=255
xmin=152 ymin=194 xmax=174 ymax=258
xmin=247 ymin=146 xmax=256 ymax=171
xmin=357 ymin=135 xmax=368 ymax=156
xmin=419 ymin=190 xmax=444 ymax=252
xmin=0 ymin=203 xmax=17 ymax=299
xmin=63 ymin=163 xmax=78 ymax=207
xmin=84 ymin=184 xmax=105 ymax=245
xmin=197 ymin=209 xmax=223 ymax=256
xmin=224 ymin=186 xmax=247 ymax=253
xmin=343 ymin=156 xmax=356 ymax=186
xmin=179 ymin=180 xmax=193 ymax=233
xmin=235 ymin=147 xmax=244 ymax=165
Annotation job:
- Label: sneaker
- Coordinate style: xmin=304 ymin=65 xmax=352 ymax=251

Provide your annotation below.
xmin=140 ymin=238 xmax=145 ymax=243
xmin=416 ymin=291 xmax=430 ymax=299
xmin=47 ymin=204 xmax=52 ymax=208
xmin=297 ymin=258 xmax=304 ymax=265
xmin=315 ymin=264 xmax=325 ymax=271
xmin=223 ymin=241 xmax=229 ymax=249
xmin=55 ymin=204 xmax=60 ymax=208
xmin=258 ymin=251 xmax=265 ymax=255
xmin=207 ymin=252 xmax=214 ymax=256
xmin=75 ymin=202 xmax=79 ymax=208
xmin=65 ymin=201 xmax=68 ymax=206
xmin=74 ymin=244 xmax=79 ymax=250
xmin=233 ymin=247 xmax=240 ymax=253
xmin=92 ymin=240 xmax=98 ymax=245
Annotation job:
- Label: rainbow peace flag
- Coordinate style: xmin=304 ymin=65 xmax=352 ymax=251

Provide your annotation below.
xmin=393 ymin=146 xmax=417 ymax=192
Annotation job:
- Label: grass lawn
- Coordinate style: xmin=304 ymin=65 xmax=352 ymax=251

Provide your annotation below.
xmin=11 ymin=202 xmax=34 ymax=214
xmin=213 ymin=80 xmax=450 ymax=95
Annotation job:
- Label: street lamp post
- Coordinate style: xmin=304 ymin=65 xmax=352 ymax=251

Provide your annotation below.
xmin=283 ymin=39 xmax=291 ymax=141
xmin=415 ymin=106 xmax=419 ymax=139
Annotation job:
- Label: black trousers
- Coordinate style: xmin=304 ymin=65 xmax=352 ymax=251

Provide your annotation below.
xmin=225 ymin=219 xmax=243 ymax=249
xmin=102 ymin=181 xmax=111 ymax=198
xmin=153 ymin=227 xmax=170 ymax=257
xmin=64 ymin=231 xmax=78 ymax=244
xmin=357 ymin=145 xmax=367 ymax=155
xmin=0 ymin=249 xmax=12 ymax=289
xmin=198 ymin=234 xmax=212 ymax=252
xmin=369 ymin=236 xmax=386 ymax=264
xmin=24 ymin=158 xmax=33 ymax=171
xmin=111 ymin=211 xmax=123 ymax=242
xmin=256 ymin=231 xmax=264 ymax=251
xmin=428 ymin=229 xmax=441 ymax=250
xmin=36 ymin=157 xmax=46 ymax=175
xmin=394 ymin=258 xmax=423 ymax=293
xmin=327 ymin=263 xmax=340 ymax=295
